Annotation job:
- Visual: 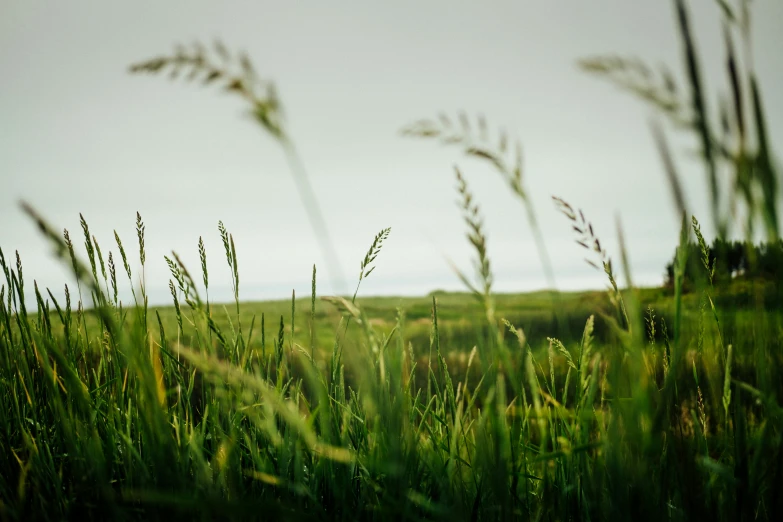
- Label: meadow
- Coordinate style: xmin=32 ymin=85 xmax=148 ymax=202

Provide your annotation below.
xmin=2 ymin=1 xmax=782 ymax=520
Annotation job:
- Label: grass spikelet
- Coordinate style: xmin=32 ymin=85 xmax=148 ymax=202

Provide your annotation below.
xmin=351 ymin=227 xmax=391 ymax=304
xmin=691 ymin=215 xmax=715 ymax=285
xmin=218 ymin=220 xmax=232 ymax=269
xmin=129 ymin=40 xmax=284 ymax=139
xmin=130 ymin=42 xmax=346 ymax=292
xmin=578 ymin=315 xmax=595 ymax=398
xmin=173 ymin=252 xmax=202 ymax=309
xmin=136 ymin=211 xmax=146 ymax=267
xmin=107 ymin=252 xmax=117 ymax=305
xmin=549 ymin=337 xmax=575 ymax=371
xmin=230 ymin=234 xmax=239 ymax=303
xmin=645 ymin=306 xmax=656 ymax=345
xmin=401 ymin=112 xmax=524 ymax=197
xmin=92 ymin=235 xmax=107 ymax=287
xmin=79 ymin=214 xmax=97 ymax=282
xmin=113 ymin=230 xmax=132 ymax=282
xmin=358 ymin=228 xmax=391 ymax=284
xmin=578 ymin=55 xmax=686 ymax=126
xmin=552 ymin=196 xmax=628 ymax=327
xmin=402 ymin=112 xmax=557 ymax=292
xmin=165 ymin=255 xmax=186 ymax=296
xmin=63 ymin=229 xmax=79 ymax=280
xmin=168 ymin=280 xmax=182 ymax=333
xmin=453 ymin=168 xmax=492 ymax=305
xmin=198 ymin=236 xmax=208 ymax=291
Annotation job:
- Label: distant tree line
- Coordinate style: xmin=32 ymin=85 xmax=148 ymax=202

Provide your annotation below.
xmin=664 ymin=237 xmax=783 ymax=289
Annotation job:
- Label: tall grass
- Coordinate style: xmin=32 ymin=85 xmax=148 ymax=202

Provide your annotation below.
xmin=1 ymin=0 xmax=781 ymax=520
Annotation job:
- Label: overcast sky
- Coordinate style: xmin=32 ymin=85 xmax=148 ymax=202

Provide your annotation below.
xmin=1 ymin=1 xmax=782 ymax=306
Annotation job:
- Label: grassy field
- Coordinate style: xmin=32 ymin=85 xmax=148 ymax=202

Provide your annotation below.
xmin=2 ymin=212 xmax=782 ymax=520
xmin=2 ymin=0 xmax=783 ymax=520
xmin=147 ymin=282 xmax=782 ymax=381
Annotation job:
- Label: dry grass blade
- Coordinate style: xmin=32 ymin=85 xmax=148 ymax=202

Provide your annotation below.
xmin=674 ymin=0 xmax=719 ymax=234
xmin=130 ymin=41 xmax=346 ymax=293
xmin=320 ymin=295 xmax=362 ymax=324
xmin=129 ymin=40 xmax=283 ymax=138
xmin=401 ymin=112 xmax=524 ymax=199
xmin=455 ymin=168 xmax=492 ymax=302
xmin=749 ymin=77 xmax=780 ymax=240
xmin=402 ymin=112 xmax=559 ymax=297
xmin=552 ymin=196 xmax=629 ymax=327
xmin=552 ymin=196 xmax=608 ymax=270
xmin=650 ymin=119 xmax=688 ymax=219
xmin=578 ymin=55 xmax=686 ymax=126
xmin=359 ymin=228 xmax=391 ymax=283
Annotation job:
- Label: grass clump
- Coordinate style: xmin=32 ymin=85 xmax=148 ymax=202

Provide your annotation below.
xmin=2 ymin=204 xmax=782 ymax=520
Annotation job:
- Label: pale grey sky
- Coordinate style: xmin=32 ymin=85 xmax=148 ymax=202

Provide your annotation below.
xmin=1 ymin=1 xmax=781 ymax=306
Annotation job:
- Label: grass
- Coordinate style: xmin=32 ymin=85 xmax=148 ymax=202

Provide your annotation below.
xmin=2 ymin=0 xmax=782 ymax=520
xmin=2 ymin=214 xmax=781 ymax=521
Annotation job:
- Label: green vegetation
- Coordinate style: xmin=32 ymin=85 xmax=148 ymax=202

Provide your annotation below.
xmin=2 ymin=0 xmax=782 ymax=520
xmin=663 ymin=237 xmax=783 ymax=290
